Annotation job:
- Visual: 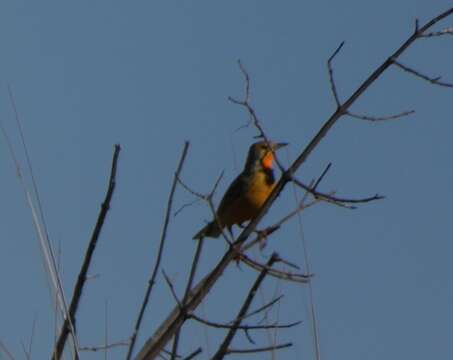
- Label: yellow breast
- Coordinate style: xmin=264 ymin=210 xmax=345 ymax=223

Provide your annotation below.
xmin=244 ymin=171 xmax=275 ymax=211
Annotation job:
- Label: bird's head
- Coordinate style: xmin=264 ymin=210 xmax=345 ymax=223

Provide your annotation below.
xmin=244 ymin=140 xmax=288 ymax=172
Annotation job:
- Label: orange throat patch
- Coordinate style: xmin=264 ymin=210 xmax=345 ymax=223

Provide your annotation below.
xmin=262 ymin=152 xmax=274 ymax=169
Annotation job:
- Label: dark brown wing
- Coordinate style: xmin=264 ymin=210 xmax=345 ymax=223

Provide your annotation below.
xmin=216 ymin=172 xmax=247 ymax=219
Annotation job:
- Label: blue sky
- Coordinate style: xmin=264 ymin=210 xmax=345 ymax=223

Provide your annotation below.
xmin=0 ymin=1 xmax=452 ymax=359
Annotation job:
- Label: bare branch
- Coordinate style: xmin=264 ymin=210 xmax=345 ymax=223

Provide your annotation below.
xmin=170 ymin=238 xmax=205 ymax=359
xmin=162 ymin=270 xmax=183 ymax=308
xmin=52 ymin=144 xmax=121 ymax=360
xmin=347 ymin=110 xmax=415 ymax=122
xmin=174 ymin=198 xmax=201 ymax=217
xmin=239 ymin=253 xmax=311 ymax=284
xmin=243 ymin=295 xmax=284 ymax=321
xmin=225 ymin=342 xmax=292 ymax=355
xmin=80 ymin=340 xmax=130 ymax=352
xmin=292 ymin=177 xmax=384 ymax=209
xmin=190 ymin=314 xmax=301 ymax=331
xmin=327 ymin=41 xmax=345 ymax=107
xmin=211 ymin=253 xmax=278 ymax=360
xmin=420 ymin=26 xmax=453 ymax=37
xmin=176 ymin=176 xmax=206 ymax=200
xmin=228 ymin=62 xmax=286 ymax=172
xmin=393 ymin=60 xmax=453 ymax=87
xmin=313 ymin=162 xmax=332 ymax=191
xmin=237 ymin=59 xmax=251 ymax=103
xmin=183 ymin=347 xmax=202 ymax=360
xmin=178 ymin=171 xmax=235 ymax=245
xmin=126 ymin=142 xmax=190 ymax=360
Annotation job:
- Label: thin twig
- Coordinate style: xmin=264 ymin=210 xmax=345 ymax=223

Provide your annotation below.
xmin=312 ymin=163 xmax=332 ymax=191
xmin=228 ymin=62 xmax=286 ymax=172
xmin=393 ymin=60 xmax=453 ymax=87
xmin=174 ymin=198 xmax=201 ymax=217
xmin=190 ymin=313 xmax=301 ymax=331
xmin=179 ymin=171 xmax=235 ymax=246
xmin=52 ymin=144 xmax=121 ymax=360
xmin=420 ymin=27 xmax=453 ymax=37
xmin=238 ymin=60 xmax=251 ymax=103
xmin=243 ymin=295 xmax=284 ymax=321
xmin=162 ymin=270 xmax=183 ymax=308
xmin=239 ymin=253 xmax=311 ymax=284
xmin=79 ymin=340 xmax=130 ymax=352
xmin=347 ymin=110 xmax=415 ymax=121
xmin=183 ymin=347 xmax=202 ymax=360
xmin=225 ymin=342 xmax=292 ymax=355
xmin=292 ymin=177 xmax=384 ymax=208
xmin=327 ymin=41 xmax=345 ymax=107
xmin=126 ymin=142 xmax=189 ymax=360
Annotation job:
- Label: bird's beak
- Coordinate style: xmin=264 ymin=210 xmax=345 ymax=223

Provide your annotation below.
xmin=273 ymin=142 xmax=288 ymax=151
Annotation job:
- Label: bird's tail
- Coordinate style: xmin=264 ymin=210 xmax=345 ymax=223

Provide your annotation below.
xmin=192 ymin=221 xmax=222 ymax=240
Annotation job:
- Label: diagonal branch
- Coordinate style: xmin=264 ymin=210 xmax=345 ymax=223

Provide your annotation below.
xmin=239 ymin=253 xmax=311 ymax=284
xmin=393 ymin=61 xmax=453 ymax=87
xmin=292 ymin=177 xmax=384 ymax=209
xmin=52 ymin=144 xmax=121 ymax=360
xmin=183 ymin=347 xmax=202 ymax=360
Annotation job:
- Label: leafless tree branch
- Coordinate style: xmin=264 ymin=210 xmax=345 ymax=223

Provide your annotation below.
xmin=162 ymin=270 xmax=183 ymax=308
xmin=52 ymin=144 xmax=121 ymax=360
xmin=189 ymin=313 xmax=301 ymax=331
xmin=183 ymin=347 xmax=202 ymax=360
xmin=225 ymin=342 xmax=292 ymax=355
xmin=79 ymin=340 xmax=130 ymax=352
xmin=292 ymin=177 xmax=384 ymax=209
xmin=420 ymin=26 xmax=453 ymax=37
xmin=239 ymin=253 xmax=311 ymax=284
xmin=346 ymin=110 xmax=415 ymax=121
xmin=126 ymin=142 xmax=190 ymax=360
xmin=327 ymin=41 xmax=345 ymax=107
xmin=393 ymin=60 xmax=453 ymax=87
xmin=243 ymin=295 xmax=284 ymax=321
xmin=228 ymin=62 xmax=287 ymax=172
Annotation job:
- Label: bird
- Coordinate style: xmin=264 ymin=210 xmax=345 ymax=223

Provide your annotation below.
xmin=193 ymin=140 xmax=287 ymax=240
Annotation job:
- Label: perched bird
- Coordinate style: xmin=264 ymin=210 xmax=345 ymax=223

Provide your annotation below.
xmin=193 ymin=140 xmax=287 ymax=240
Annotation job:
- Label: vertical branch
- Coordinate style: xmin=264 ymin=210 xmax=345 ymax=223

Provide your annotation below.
xmin=52 ymin=144 xmax=121 ymax=360
xmin=126 ymin=142 xmax=190 ymax=360
xmin=211 ymin=253 xmax=279 ymax=360
xmin=170 ymin=238 xmax=205 ymax=359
